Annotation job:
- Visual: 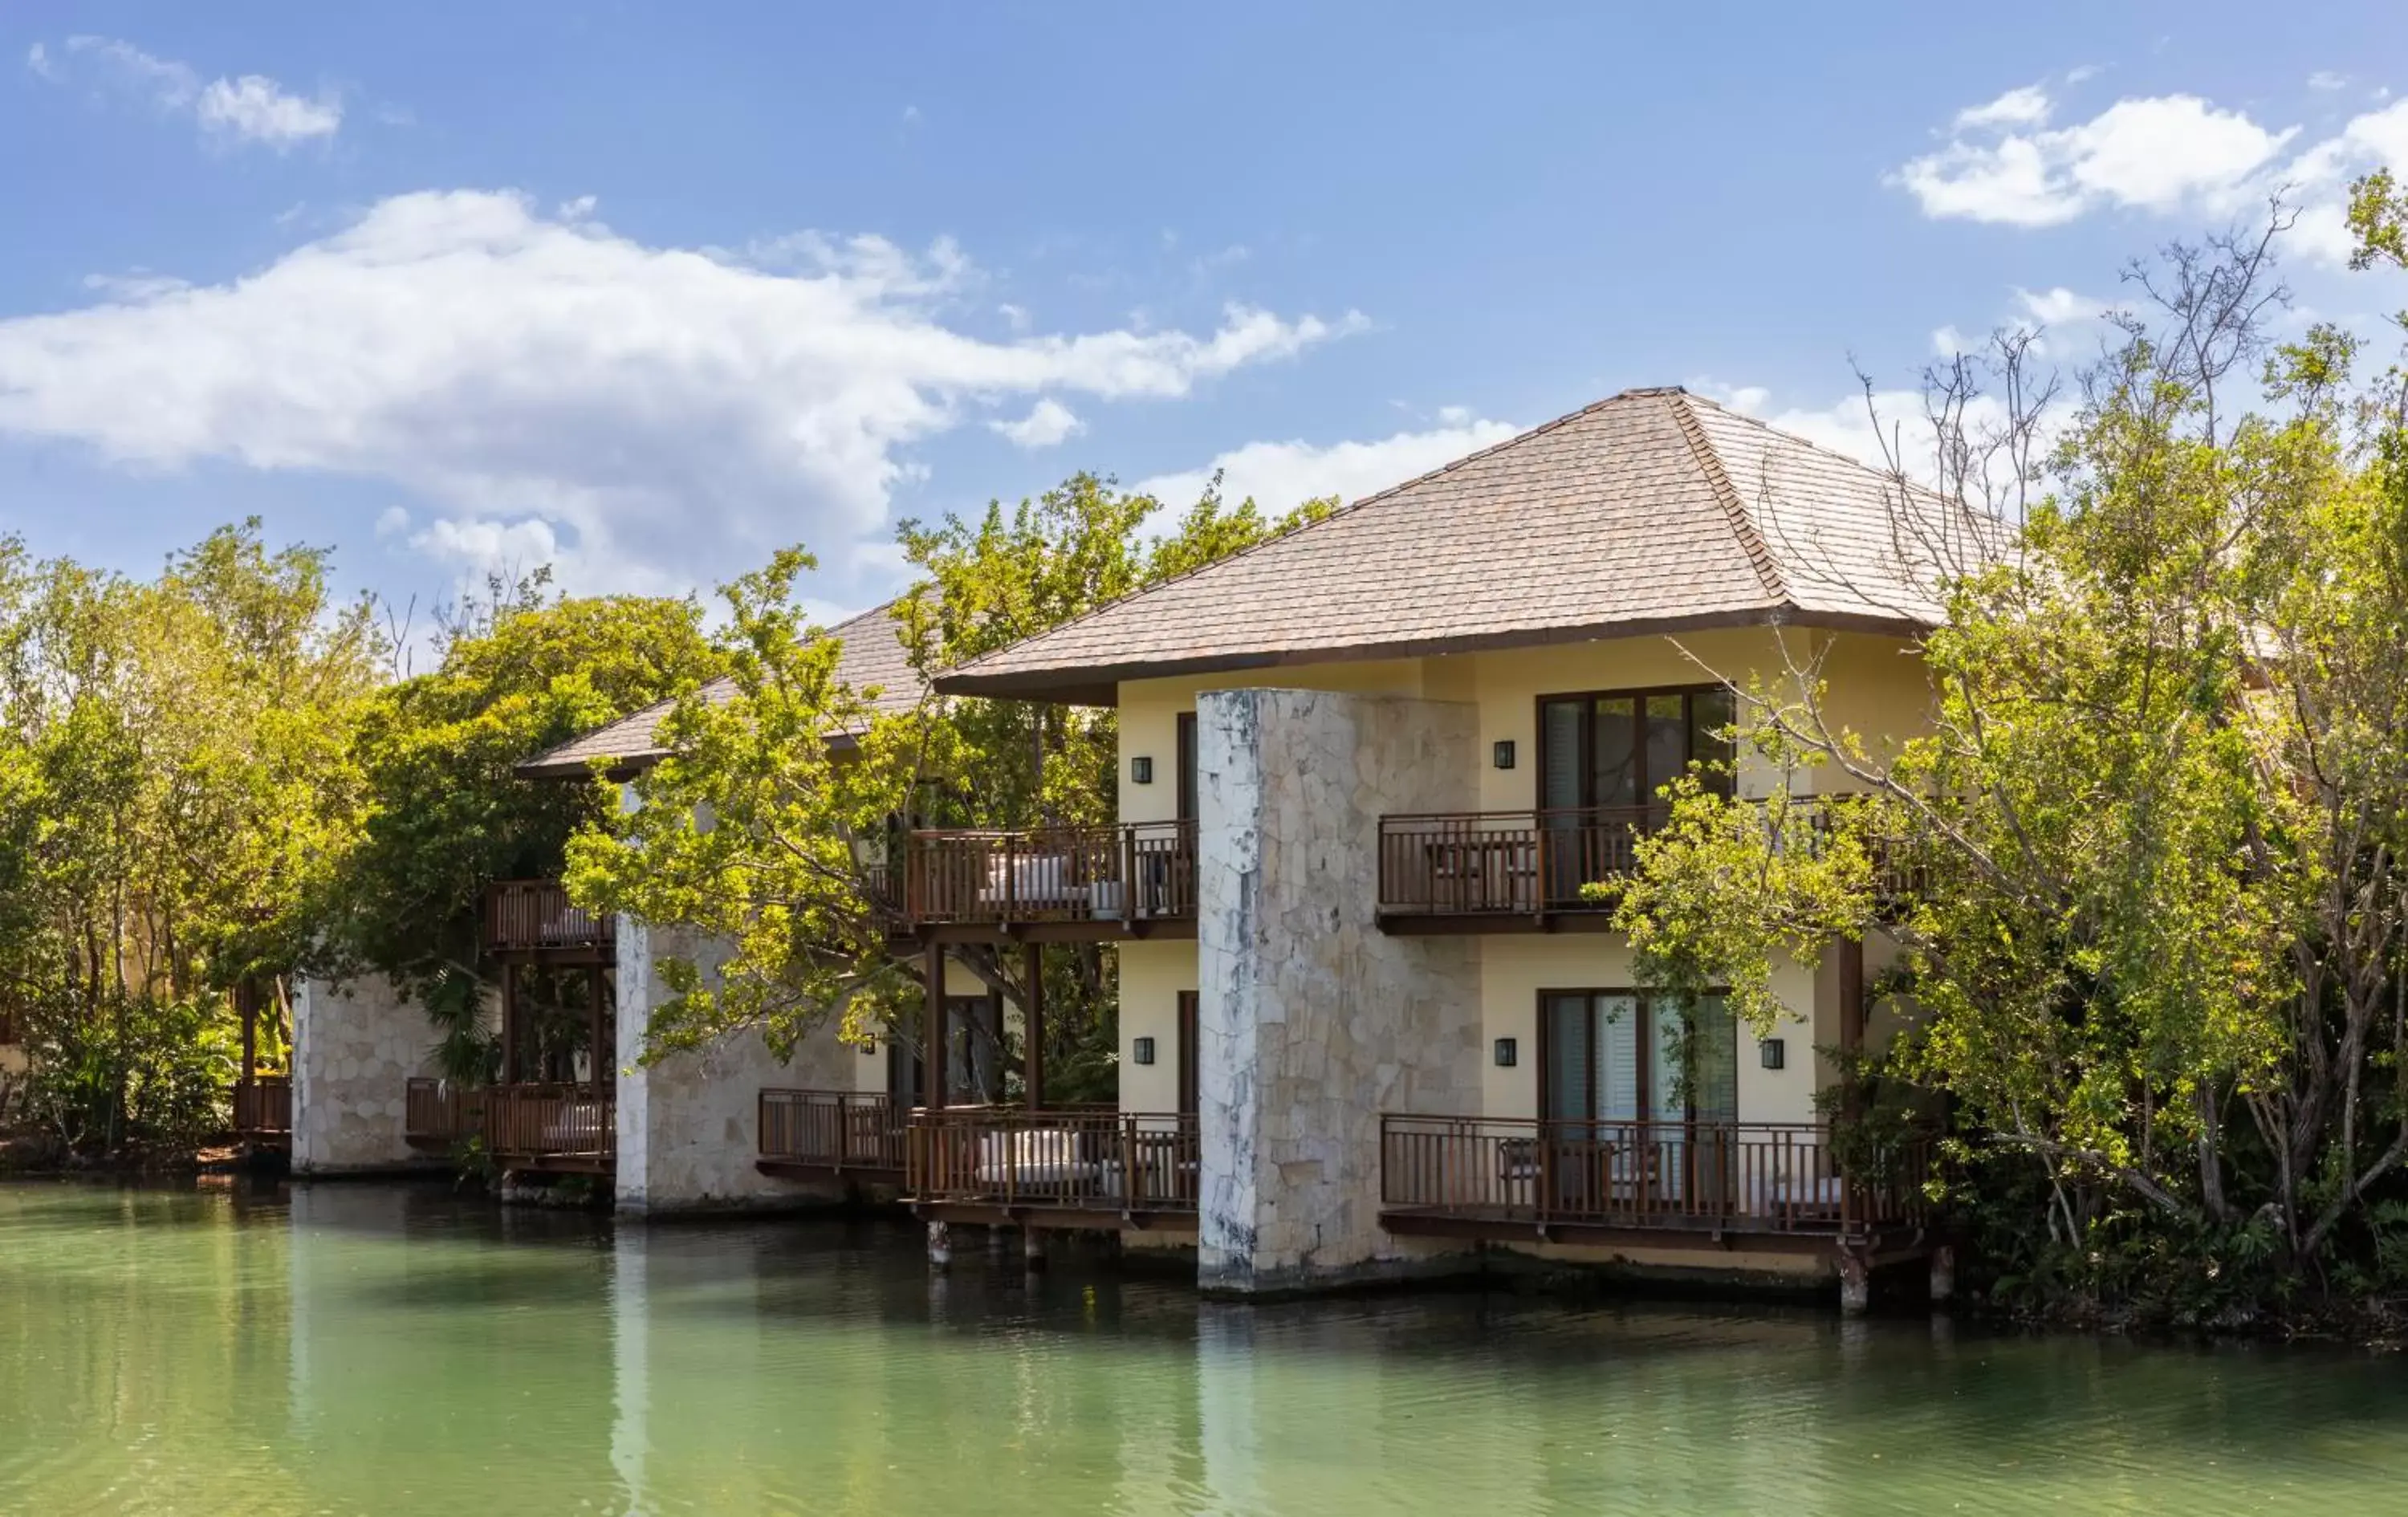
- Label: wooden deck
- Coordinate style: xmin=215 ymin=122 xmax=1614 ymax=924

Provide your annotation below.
xmin=231 ymin=1076 xmax=291 ymax=1147
xmin=482 ymin=1083 xmax=616 ymax=1173
xmin=757 ymin=1088 xmax=906 ymax=1181
xmin=902 ymin=822 xmax=1196 ymax=942
xmin=1378 ymin=1114 xmax=1931 ymax=1250
xmin=906 ymin=1107 xmax=1198 ymax=1231
xmin=483 ymin=879 xmax=616 ymax=961
xmin=403 ymin=1076 xmax=486 ymax=1151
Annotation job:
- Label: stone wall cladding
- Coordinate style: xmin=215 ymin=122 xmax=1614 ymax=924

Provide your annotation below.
xmin=1195 ymin=688 xmax=1483 ymax=1294
xmin=614 ymin=919 xmax=852 ymax=1214
xmin=293 ymin=974 xmax=442 ymax=1175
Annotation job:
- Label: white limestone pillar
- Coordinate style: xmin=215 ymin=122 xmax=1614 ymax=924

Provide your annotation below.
xmin=1194 ymin=687 xmax=1483 ymax=1295
xmin=292 ymin=975 xmax=437 ymax=1175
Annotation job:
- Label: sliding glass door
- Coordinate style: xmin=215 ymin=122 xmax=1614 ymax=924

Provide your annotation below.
xmin=1536 ymin=687 xmax=1734 ymax=901
xmin=1541 ymin=990 xmax=1737 ymax=1212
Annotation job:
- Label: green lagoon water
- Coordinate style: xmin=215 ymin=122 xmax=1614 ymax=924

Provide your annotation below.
xmin=2 ymin=1179 xmax=2405 ymax=1516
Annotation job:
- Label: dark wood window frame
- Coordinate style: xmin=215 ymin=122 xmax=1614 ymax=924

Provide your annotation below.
xmin=1533 ymin=986 xmax=1738 ymax=1125
xmin=1531 ymin=683 xmax=1737 ymax=811
xmin=1175 ymin=711 xmax=1198 ymax=823
xmin=1175 ymin=990 xmax=1200 ymax=1116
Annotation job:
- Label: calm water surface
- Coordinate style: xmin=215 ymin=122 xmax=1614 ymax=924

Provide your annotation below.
xmin=2 ymin=1180 xmax=2404 ymax=1515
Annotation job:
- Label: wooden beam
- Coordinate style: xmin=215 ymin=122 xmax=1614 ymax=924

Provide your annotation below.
xmin=1023 ymin=940 xmax=1045 ymax=1111
xmin=501 ymin=962 xmax=519 ymax=1085
xmin=588 ymin=963 xmax=607 ymax=1097
xmin=1837 ymin=935 xmax=1865 ymax=1123
xmin=923 ymin=939 xmax=946 ymax=1109
xmin=238 ymin=978 xmax=257 ymax=1082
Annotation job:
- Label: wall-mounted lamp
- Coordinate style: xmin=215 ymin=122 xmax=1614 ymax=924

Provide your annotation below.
xmin=1133 ymin=1036 xmax=1157 ymax=1066
xmin=1759 ymin=1038 xmax=1787 ymax=1071
xmin=1494 ymin=1036 xmax=1518 ymax=1068
xmin=1492 ymin=739 xmax=1516 ymax=771
xmin=861 ymin=1040 xmax=878 ymax=1057
xmin=1131 ymin=756 xmax=1154 ymax=784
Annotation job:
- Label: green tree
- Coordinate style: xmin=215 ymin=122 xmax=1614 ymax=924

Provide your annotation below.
xmin=1613 ymin=207 xmax=2408 ymax=1307
xmin=567 ymin=474 xmax=1334 ymax=1086
xmin=0 ymin=523 xmax=381 ymax=1148
xmin=307 ymin=573 xmax=720 ymax=1079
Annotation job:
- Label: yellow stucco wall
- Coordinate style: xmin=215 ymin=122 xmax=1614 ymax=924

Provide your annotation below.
xmin=1112 ymin=625 xmax=1936 ymax=1125
xmin=1116 ymin=940 xmax=1195 ymax=1114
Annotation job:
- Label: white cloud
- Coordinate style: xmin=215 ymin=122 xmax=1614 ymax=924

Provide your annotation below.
xmin=2308 ymin=71 xmax=2348 ymax=92
xmin=0 ymin=190 xmax=1361 ymax=594
xmin=989 ymin=397 xmax=1084 ymax=449
xmin=1897 ymin=89 xmax=2298 ymax=228
xmin=1137 ymin=413 xmax=1520 ymax=515
xmin=1954 ymin=84 xmax=2052 ymax=131
xmin=34 ymin=36 xmax=340 ymax=148
xmin=2013 ymin=285 xmax=2107 ymax=326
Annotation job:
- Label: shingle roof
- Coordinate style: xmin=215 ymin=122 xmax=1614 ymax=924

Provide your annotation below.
xmin=936 ymin=387 xmax=1981 ymax=702
xmin=517 ymin=600 xmax=921 ymax=779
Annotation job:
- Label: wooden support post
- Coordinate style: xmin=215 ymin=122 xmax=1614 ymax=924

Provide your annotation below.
xmin=926 ymin=1219 xmax=952 ymax=1271
xmin=1023 ymin=1226 xmax=1047 ymax=1271
xmin=238 ymin=979 xmax=257 ymax=1082
xmin=1837 ymin=935 xmax=1865 ymax=1123
xmin=1023 ymin=940 xmax=1046 ymax=1112
xmin=923 ymin=940 xmax=946 ymax=1109
xmin=587 ymin=964 xmax=606 ymax=1096
xmin=1838 ymin=1249 xmax=1871 ymax=1317
xmin=1930 ymin=1244 xmax=1957 ymax=1306
xmin=501 ymin=962 xmax=520 ymax=1085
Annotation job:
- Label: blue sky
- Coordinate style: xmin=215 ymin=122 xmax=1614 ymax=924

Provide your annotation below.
xmin=3 ymin=2 xmax=2406 ymax=621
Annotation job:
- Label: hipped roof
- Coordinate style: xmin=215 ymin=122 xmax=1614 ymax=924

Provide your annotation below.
xmin=516 ymin=600 xmax=920 ymax=779
xmin=937 ymin=387 xmax=1980 ymax=704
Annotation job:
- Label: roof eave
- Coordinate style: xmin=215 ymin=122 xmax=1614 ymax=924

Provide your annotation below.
xmin=930 ymin=604 xmax=1931 ymax=705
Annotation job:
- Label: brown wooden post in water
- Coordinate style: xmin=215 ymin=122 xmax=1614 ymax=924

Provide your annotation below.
xmin=1023 ymin=940 xmax=1045 ymax=1111
xmin=500 ymin=962 xmax=520 ymax=1085
xmin=922 ymin=938 xmax=946 ymax=1109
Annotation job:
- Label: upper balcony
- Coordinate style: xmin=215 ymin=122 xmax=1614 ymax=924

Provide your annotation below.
xmin=901 ymin=820 xmax=1197 ymax=942
xmin=482 ymin=879 xmax=616 ymax=960
xmin=1377 ymin=799 xmax=1905 ymax=933
xmin=1376 ymin=805 xmax=1669 ymax=932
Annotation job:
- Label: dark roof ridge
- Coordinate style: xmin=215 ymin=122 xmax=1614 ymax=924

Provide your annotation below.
xmin=938 ymin=387 xmax=1686 ymax=683
xmin=1669 ymin=389 xmax=1790 ymax=605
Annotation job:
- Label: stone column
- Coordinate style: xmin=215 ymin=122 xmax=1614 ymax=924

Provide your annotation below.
xmin=614 ymin=917 xmax=848 ymax=1214
xmin=1194 ymin=688 xmax=1483 ymax=1295
xmin=292 ymin=974 xmax=440 ymax=1175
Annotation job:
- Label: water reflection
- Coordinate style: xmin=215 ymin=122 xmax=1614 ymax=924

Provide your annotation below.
xmin=1 ymin=1181 xmax=2404 ymax=1517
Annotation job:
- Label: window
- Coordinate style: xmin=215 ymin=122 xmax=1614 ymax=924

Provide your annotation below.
xmin=1537 ymin=686 xmax=1735 ymax=814
xmin=1540 ymin=990 xmax=1737 ymax=1128
xmin=1176 ymin=990 xmax=1199 ymax=1116
xmin=1176 ymin=712 xmax=1198 ymax=823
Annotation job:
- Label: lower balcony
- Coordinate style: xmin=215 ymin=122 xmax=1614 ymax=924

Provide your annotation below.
xmin=905 ymin=1107 xmax=1198 ymax=1231
xmin=756 ymin=1089 xmax=906 ymax=1182
xmin=903 ymin=821 xmax=1196 ymax=942
xmin=1378 ymin=1115 xmax=1930 ymax=1251
xmin=404 ymin=1076 xmax=486 ymax=1151
xmin=482 ymin=1083 xmax=616 ymax=1173
xmin=231 ymin=1076 xmax=291 ymax=1146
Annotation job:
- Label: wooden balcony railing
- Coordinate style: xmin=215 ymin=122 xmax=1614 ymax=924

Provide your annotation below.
xmin=483 ymin=879 xmax=616 ymax=954
xmin=482 ymin=1083 xmax=615 ymax=1163
xmin=1378 ymin=805 xmax=1671 ymax=917
xmin=231 ymin=1076 xmax=291 ymax=1135
xmin=1380 ymin=1115 xmax=1930 ymax=1235
xmin=906 ymin=1108 xmax=1198 ymax=1215
xmin=905 ymin=820 xmax=1197 ymax=929
xmin=404 ymin=1076 xmax=486 ymax=1149
xmin=759 ymin=1088 xmax=905 ymax=1174
xmin=1378 ymin=799 xmax=1915 ymax=920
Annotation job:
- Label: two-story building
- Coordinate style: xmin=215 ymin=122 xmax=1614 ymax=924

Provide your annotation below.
xmin=292 ymin=600 xmax=960 ymax=1214
xmin=895 ymin=386 xmax=1961 ymax=1309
